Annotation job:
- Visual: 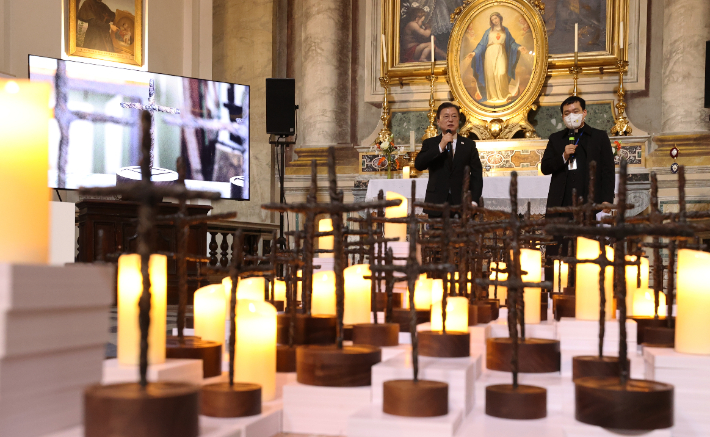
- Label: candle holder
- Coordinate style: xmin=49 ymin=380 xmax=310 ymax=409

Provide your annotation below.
xmin=570 ymin=52 xmax=582 ymax=96
xmin=610 ymin=60 xmax=633 ymax=136
xmin=376 ymin=75 xmax=393 ymax=146
xmin=422 ymin=62 xmax=438 ymax=141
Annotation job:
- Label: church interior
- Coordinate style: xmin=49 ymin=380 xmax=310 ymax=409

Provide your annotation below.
xmin=1 ymin=0 xmax=710 ymax=436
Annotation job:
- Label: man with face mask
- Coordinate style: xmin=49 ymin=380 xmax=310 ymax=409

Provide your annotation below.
xmin=541 ymin=95 xmax=615 ymax=213
xmin=541 ymin=96 xmax=615 ymax=280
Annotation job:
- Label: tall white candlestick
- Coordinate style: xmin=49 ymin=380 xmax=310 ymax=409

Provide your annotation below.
xmin=430 ymin=35 xmax=435 ymax=62
xmin=410 ymin=130 xmax=415 ymax=151
xmin=382 ymin=34 xmax=387 ymax=64
xmin=619 ymin=22 xmax=624 ymax=49
xmin=575 ymin=23 xmax=578 ymax=53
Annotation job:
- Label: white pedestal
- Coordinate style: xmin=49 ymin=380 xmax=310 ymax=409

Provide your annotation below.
xmin=40 ymin=402 xmax=283 ymax=437
xmin=49 ymin=202 xmax=76 ymax=266
xmin=199 ymin=401 xmax=282 ymax=437
xmin=381 ymin=344 xmax=410 ymax=361
xmin=282 ymin=382 xmax=372 ymax=435
xmin=468 ymin=324 xmax=492 ymax=345
xmin=0 ymin=263 xmax=113 ymax=437
xmin=562 ymin=423 xmax=671 ymax=437
xmin=314 ymin=256 xmax=335 ymax=272
xmin=490 ymin=319 xmax=557 ymax=340
xmin=275 ymin=371 xmax=297 ymax=399
xmin=347 ymin=405 xmax=463 ymax=437
xmin=102 ymin=358 xmax=203 ymax=385
xmin=644 ymin=347 xmax=710 ymax=436
xmin=556 ymin=318 xmax=637 ymax=353
xmin=371 ymin=354 xmax=477 ymax=416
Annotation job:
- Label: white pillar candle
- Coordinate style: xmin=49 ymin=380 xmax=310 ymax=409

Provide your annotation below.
xmin=409 ymin=130 xmax=415 ymax=151
xmin=575 ymin=238 xmax=613 ymax=321
xmin=632 ymin=288 xmax=666 ymax=317
xmin=312 ymin=270 xmax=336 ymax=316
xmin=430 ymin=296 xmax=468 ymax=332
xmin=384 ymin=192 xmax=408 ymax=242
xmin=272 ymin=279 xmax=287 ymax=302
xmin=625 ymin=256 xmax=649 ymax=316
xmin=619 ymin=22 xmax=624 ymax=49
xmin=405 ymin=275 xmax=432 ymax=310
xmin=489 ymin=262 xmax=508 ymax=302
xmin=318 ymin=218 xmax=334 ymax=258
xmin=0 ymin=80 xmax=51 ymax=264
xmin=402 ymin=166 xmax=411 ymax=179
xmin=343 ymin=264 xmax=372 ymax=325
xmin=194 ymin=284 xmax=227 ymax=347
xmin=381 ymin=33 xmax=387 ymax=64
xmin=117 ymin=254 xmax=167 ymax=366
xmin=431 ymin=278 xmax=445 ymax=304
xmin=234 ymin=300 xmax=277 ymax=400
xmin=676 ymin=249 xmax=710 ymax=355
xmin=553 ymin=261 xmax=569 ymax=294
xmin=237 ymin=277 xmax=267 ymax=301
xmin=520 ymin=249 xmax=542 ymax=324
xmin=430 ymin=35 xmax=435 ymax=62
xmin=575 ymin=23 xmax=579 ymax=53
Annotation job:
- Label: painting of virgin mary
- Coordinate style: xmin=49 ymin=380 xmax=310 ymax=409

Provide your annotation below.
xmin=463 ymin=12 xmax=528 ymax=105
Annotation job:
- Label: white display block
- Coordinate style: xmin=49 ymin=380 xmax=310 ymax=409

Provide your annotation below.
xmin=40 ymin=403 xmax=283 ymax=437
xmin=562 ymin=423 xmax=671 ymax=437
xmin=556 ymin=318 xmax=637 ymax=352
xmin=49 ymin=202 xmax=76 ymax=266
xmin=275 ymin=371 xmax=297 ymax=399
xmin=468 ymin=324 xmax=492 ymax=345
xmin=282 ymin=382 xmax=372 ymax=435
xmin=200 ymin=401 xmax=282 ymax=437
xmin=490 ymin=319 xmax=557 ymax=340
xmin=381 ymin=344 xmax=410 ymax=361
xmin=347 ymin=405 xmax=463 ymax=437
xmin=314 ymin=256 xmax=335 ymax=272
xmin=371 ymin=354 xmax=477 ymax=416
xmin=0 ymin=263 xmax=113 ymax=437
xmin=102 ymin=358 xmax=203 ymax=385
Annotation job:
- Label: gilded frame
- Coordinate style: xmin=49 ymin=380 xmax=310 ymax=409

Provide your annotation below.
xmin=448 ymin=0 xmax=548 ymax=139
xmin=382 ymin=0 xmax=628 ymax=80
xmin=67 ymin=0 xmax=143 ymax=67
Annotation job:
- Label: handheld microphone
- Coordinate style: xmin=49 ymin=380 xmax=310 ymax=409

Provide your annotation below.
xmin=568 ymin=128 xmax=577 ymax=163
xmin=445 ymin=129 xmax=453 ymax=154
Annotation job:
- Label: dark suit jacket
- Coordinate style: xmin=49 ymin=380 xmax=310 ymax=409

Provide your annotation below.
xmin=540 ymin=123 xmax=615 ymax=210
xmin=414 ymin=133 xmax=483 ymax=216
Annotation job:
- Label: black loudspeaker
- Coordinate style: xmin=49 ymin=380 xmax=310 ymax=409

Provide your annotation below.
xmin=705 ymin=41 xmax=709 ymax=108
xmin=266 ymin=78 xmax=296 ymax=135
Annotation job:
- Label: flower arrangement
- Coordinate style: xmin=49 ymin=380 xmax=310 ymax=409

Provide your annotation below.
xmin=375 ymin=134 xmax=405 ymax=179
xmin=613 ymin=140 xmax=622 ymax=156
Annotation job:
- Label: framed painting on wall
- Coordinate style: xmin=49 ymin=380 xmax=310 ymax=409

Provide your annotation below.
xmin=382 ymin=0 xmax=628 ymax=81
xmin=67 ymin=0 xmax=143 ymax=67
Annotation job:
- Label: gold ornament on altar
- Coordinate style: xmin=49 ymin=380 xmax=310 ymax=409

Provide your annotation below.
xmin=447 ymin=0 xmax=548 ymax=140
xmin=376 ymin=75 xmax=393 ymax=146
xmin=422 ymin=61 xmax=438 ymax=142
xmin=610 ymin=59 xmax=632 ymax=136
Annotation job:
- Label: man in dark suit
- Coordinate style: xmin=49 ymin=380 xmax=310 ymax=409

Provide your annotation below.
xmin=541 ymin=96 xmax=615 ymax=268
xmin=414 ymin=102 xmax=483 ymax=217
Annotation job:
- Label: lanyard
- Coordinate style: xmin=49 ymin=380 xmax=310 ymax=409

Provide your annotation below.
xmin=569 ymin=131 xmax=583 ymax=146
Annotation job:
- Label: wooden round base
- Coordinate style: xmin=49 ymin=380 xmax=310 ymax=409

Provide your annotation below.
xmin=475 ymin=303 xmax=492 ymax=324
xmin=392 ymin=308 xmax=431 ymax=332
xmin=486 ymin=299 xmax=500 ymax=320
xmin=277 ymin=345 xmax=297 ymax=373
xmin=165 ymin=336 xmax=222 ymax=378
xmin=419 ymin=330 xmax=470 ymax=357
xmin=383 ymin=380 xmax=448 ymax=417
xmin=575 ymin=377 xmax=674 ymax=430
xmin=467 ymin=305 xmax=478 ymax=326
xmin=643 ymin=326 xmax=675 ymax=348
xmin=84 ymin=382 xmax=199 ymax=437
xmin=277 ymin=314 xmax=337 ymax=345
xmin=485 ymin=384 xmax=547 ymax=419
xmin=296 ymin=344 xmax=381 ymax=387
xmin=572 ymin=356 xmax=629 ymax=380
xmin=375 ymin=292 xmax=402 ymax=311
xmin=553 ymin=295 xmax=576 ymax=320
xmin=201 ymin=382 xmax=261 ymax=418
xmin=629 ymin=316 xmax=673 ymax=345
xmin=352 ymin=323 xmax=399 ymax=347
xmin=486 ymin=338 xmax=561 ymax=373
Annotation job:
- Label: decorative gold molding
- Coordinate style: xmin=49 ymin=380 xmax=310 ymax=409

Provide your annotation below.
xmin=382 ymin=0 xmax=629 ymax=82
xmin=447 ymin=0 xmax=548 ymax=139
xmin=286 ymin=147 xmax=361 ymax=176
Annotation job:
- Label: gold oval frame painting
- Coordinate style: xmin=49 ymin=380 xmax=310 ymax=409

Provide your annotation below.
xmin=447 ymin=0 xmax=548 ymax=140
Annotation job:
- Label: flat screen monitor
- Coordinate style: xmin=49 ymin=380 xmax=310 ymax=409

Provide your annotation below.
xmin=28 ymin=55 xmax=250 ymax=200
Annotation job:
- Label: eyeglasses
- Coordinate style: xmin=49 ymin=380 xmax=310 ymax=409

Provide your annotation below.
xmin=440 ymin=115 xmax=459 ymax=121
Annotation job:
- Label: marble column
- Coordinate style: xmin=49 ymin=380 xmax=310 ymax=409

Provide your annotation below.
xmin=661 ymin=0 xmax=710 ymax=133
xmin=299 ymin=0 xmax=352 ymax=148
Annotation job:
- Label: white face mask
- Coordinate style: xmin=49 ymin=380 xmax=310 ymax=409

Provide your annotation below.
xmin=563 ymin=113 xmax=584 ymax=130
